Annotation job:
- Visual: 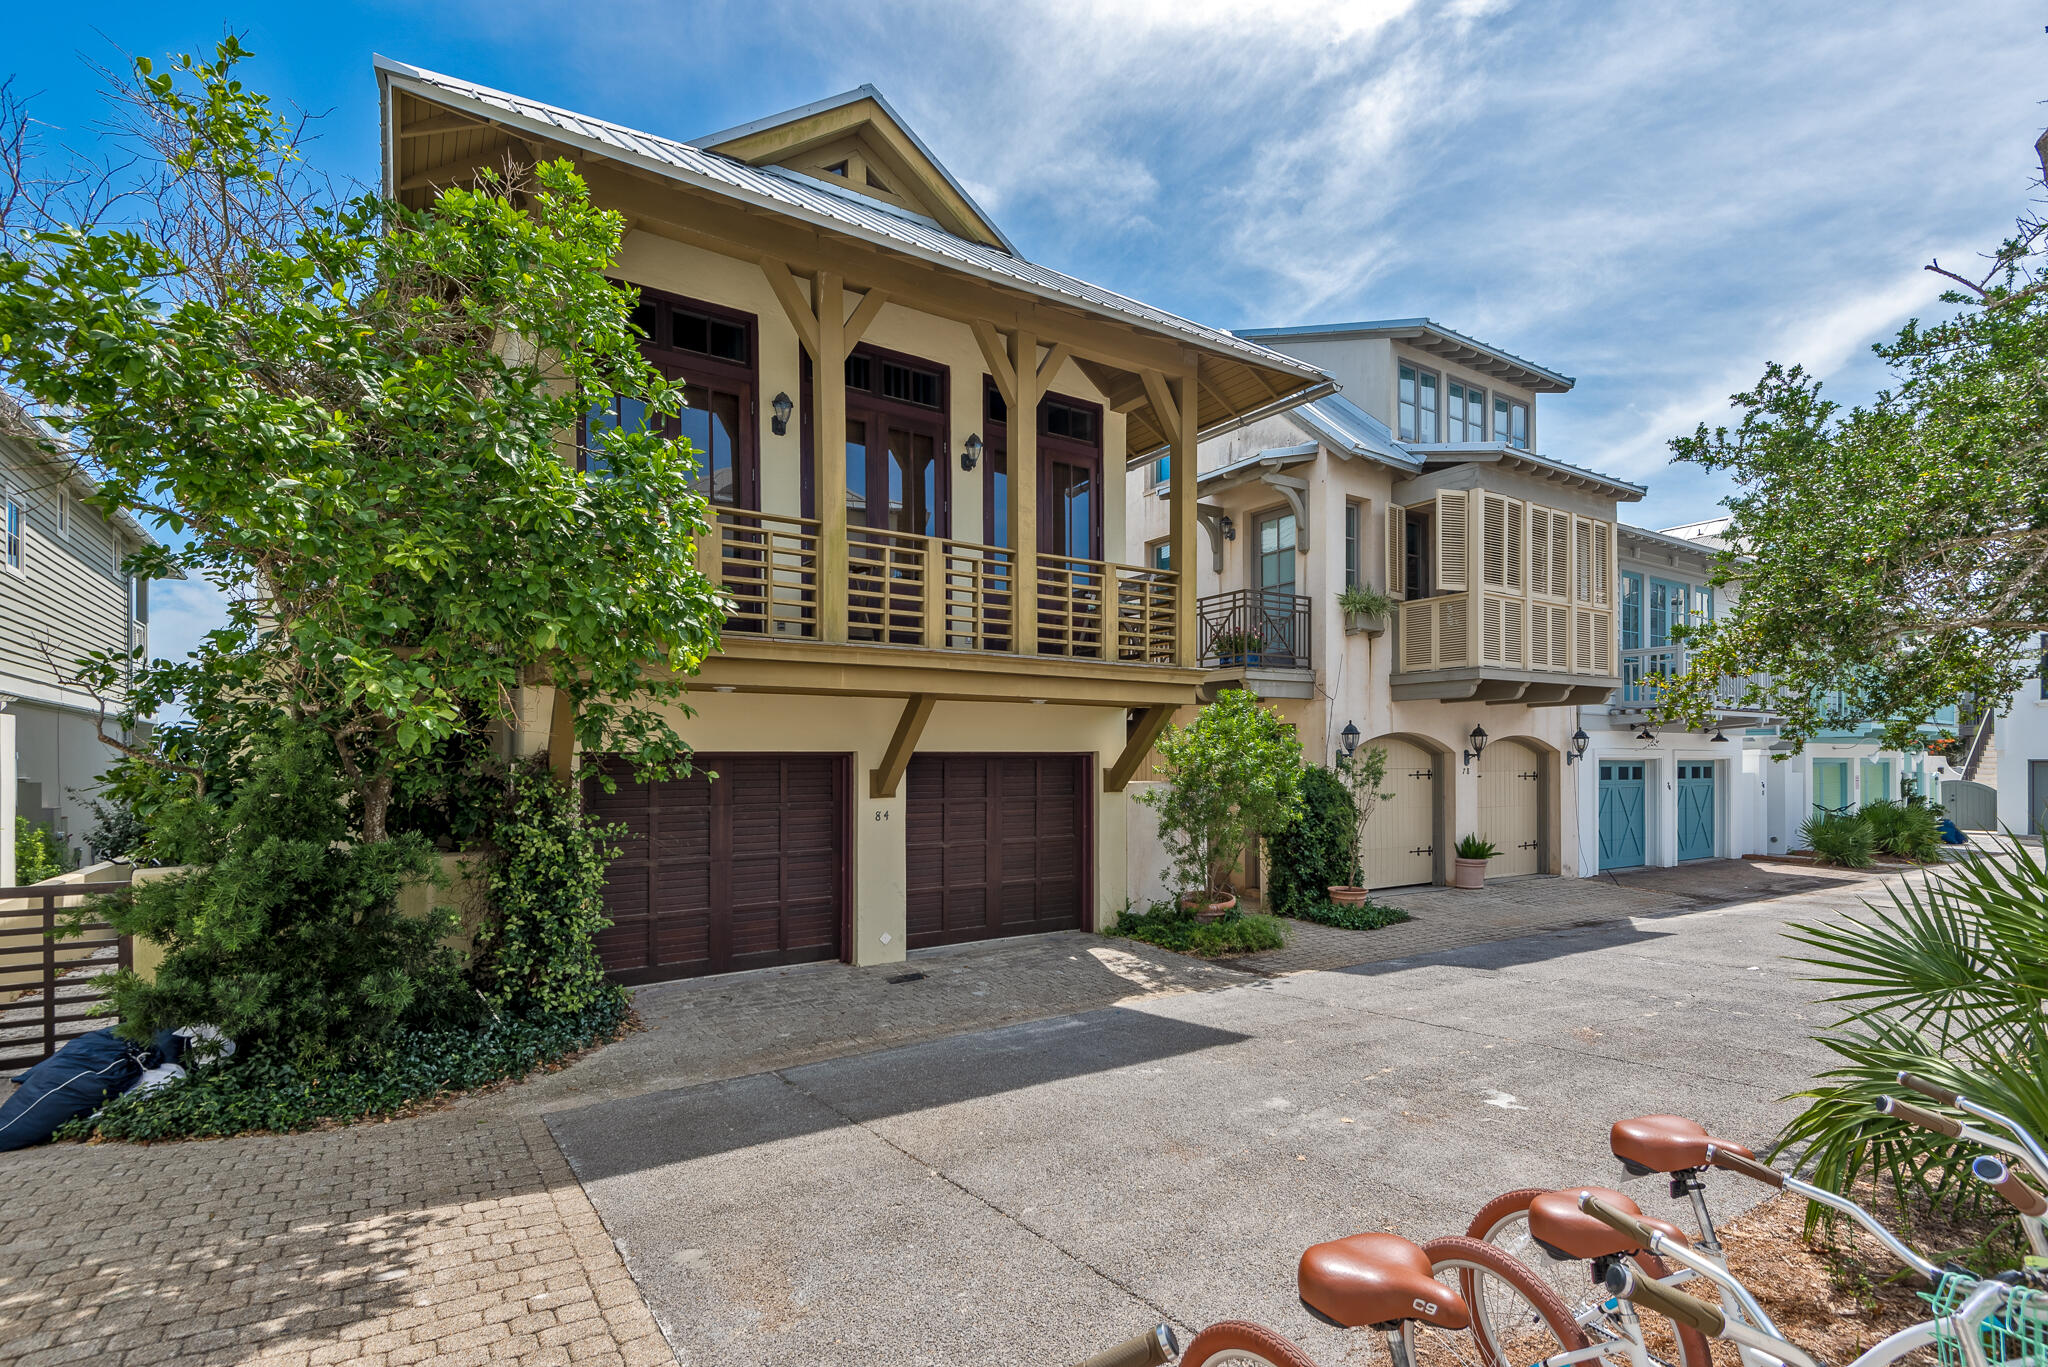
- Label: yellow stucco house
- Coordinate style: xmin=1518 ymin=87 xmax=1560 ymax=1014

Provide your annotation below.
xmin=374 ymin=59 xmax=1332 ymax=983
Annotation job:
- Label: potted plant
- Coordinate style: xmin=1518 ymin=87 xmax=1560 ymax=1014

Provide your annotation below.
xmin=1338 ymin=584 xmax=1395 ymax=637
xmin=1327 ymin=744 xmax=1393 ymax=904
xmin=1452 ymin=834 xmax=1498 ymax=890
xmin=1139 ymin=688 xmax=1304 ymax=920
xmin=1213 ymin=630 xmax=1266 ymax=667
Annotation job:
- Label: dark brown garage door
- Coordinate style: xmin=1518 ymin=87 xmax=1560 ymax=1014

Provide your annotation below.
xmin=585 ymin=754 xmax=847 ymax=984
xmin=905 ymin=754 xmax=1089 ymax=949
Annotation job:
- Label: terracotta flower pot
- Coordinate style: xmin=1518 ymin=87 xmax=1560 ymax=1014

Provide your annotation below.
xmin=1181 ymin=891 xmax=1238 ymax=922
xmin=1326 ymin=885 xmax=1372 ymax=906
xmin=1452 ymin=857 xmax=1488 ymax=890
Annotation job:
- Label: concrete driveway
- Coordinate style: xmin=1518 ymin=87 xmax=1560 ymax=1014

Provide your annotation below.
xmin=547 ymin=863 xmax=1885 ymax=1367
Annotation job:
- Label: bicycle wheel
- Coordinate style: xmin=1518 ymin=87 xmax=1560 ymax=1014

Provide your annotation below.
xmin=1422 ymin=1236 xmax=1588 ymax=1367
xmin=1464 ymin=1192 xmax=1712 ymax=1367
xmin=1179 ymin=1320 xmax=1321 ymax=1367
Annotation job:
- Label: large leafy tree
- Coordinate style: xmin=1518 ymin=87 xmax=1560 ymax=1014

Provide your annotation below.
xmin=1656 ymin=135 xmax=2048 ymax=749
xmin=0 ymin=42 xmax=722 ymax=837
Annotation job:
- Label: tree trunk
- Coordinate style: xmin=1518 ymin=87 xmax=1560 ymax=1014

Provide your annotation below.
xmin=362 ymin=772 xmax=393 ymax=843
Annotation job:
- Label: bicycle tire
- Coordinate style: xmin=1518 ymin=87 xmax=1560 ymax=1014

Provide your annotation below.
xmin=1179 ymin=1320 xmax=1322 ymax=1367
xmin=1424 ymin=1235 xmax=1591 ymax=1367
xmin=1464 ymin=1191 xmax=1714 ymax=1367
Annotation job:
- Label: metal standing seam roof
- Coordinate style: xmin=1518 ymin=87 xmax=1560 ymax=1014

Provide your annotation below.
xmin=1235 ymin=317 xmax=1575 ymax=393
xmin=372 ymin=57 xmax=1329 ymax=388
xmin=1284 ymin=393 xmax=1420 ymax=470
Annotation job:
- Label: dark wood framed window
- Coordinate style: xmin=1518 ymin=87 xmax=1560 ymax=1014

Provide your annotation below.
xmin=979 ymin=384 xmax=1103 ymax=559
xmin=584 ymin=286 xmax=760 ymax=510
xmin=801 ymin=343 xmax=950 ymax=535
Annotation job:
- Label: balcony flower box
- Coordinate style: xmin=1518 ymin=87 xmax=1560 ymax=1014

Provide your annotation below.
xmin=1338 ymin=586 xmax=1394 ymax=638
xmin=1213 ymin=632 xmax=1265 ymax=667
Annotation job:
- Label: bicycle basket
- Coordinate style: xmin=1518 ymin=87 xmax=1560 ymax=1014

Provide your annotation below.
xmin=1926 ymin=1273 xmax=2048 ymax=1367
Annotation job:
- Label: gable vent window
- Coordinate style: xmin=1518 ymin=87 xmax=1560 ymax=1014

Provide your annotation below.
xmin=878 ymin=361 xmax=941 ymax=409
xmin=866 ymin=169 xmax=892 ymax=192
xmin=824 ymin=160 xmax=849 ymax=177
xmin=1044 ymin=401 xmax=1094 ymax=442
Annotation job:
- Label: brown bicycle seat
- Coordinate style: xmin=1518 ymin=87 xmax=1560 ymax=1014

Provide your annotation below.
xmin=1298 ymin=1232 xmax=1471 ymax=1330
xmin=1611 ymin=1114 xmax=1756 ymax=1174
xmin=1527 ymin=1188 xmax=1690 ymax=1261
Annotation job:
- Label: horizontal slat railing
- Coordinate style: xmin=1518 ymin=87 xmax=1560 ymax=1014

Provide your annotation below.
xmin=847 ymin=527 xmax=930 ymax=646
xmin=1037 ymin=554 xmax=1109 ymax=658
xmin=713 ymin=511 xmax=821 ymax=639
xmin=1117 ymin=566 xmax=1179 ymax=663
xmin=0 ymin=882 xmax=132 ymax=1071
xmin=937 ymin=539 xmax=1015 ymax=653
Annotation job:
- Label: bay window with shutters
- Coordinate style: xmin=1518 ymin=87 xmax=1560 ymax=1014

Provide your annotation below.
xmin=1387 ymin=486 xmax=1616 ymax=681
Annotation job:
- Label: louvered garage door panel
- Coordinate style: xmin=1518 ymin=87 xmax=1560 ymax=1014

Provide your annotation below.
xmin=907 ymin=755 xmax=1087 ymax=949
xmin=587 ymin=754 xmax=844 ymax=984
xmin=1359 ymin=738 xmax=1437 ymax=890
xmin=1478 ymin=739 xmax=1544 ymax=877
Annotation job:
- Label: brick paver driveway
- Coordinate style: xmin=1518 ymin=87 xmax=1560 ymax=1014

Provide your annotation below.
xmin=0 ymin=860 xmax=1920 ymax=1366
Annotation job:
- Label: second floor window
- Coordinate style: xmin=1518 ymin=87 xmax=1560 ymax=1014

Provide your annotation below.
xmin=4 ymin=499 xmax=19 ymax=570
xmin=581 ymin=394 xmax=655 ymax=478
xmin=1147 ymin=538 xmax=1171 ymax=572
xmin=1398 ymin=364 xmax=1438 ymax=443
xmin=1147 ymin=453 xmax=1169 ymax=488
xmin=1344 ymin=501 xmax=1361 ymax=588
xmin=1445 ymin=381 xmax=1485 ymax=442
xmin=1493 ymin=397 xmax=1530 ymax=449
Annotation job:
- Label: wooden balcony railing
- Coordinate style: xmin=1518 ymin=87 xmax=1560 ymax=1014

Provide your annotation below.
xmin=706 ymin=511 xmax=1177 ymax=662
xmin=1396 ymin=588 xmax=1614 ymax=677
xmin=1196 ymin=590 xmax=1310 ymax=669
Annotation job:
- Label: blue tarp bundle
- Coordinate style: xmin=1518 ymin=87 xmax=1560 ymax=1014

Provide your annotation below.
xmin=0 ymin=1028 xmax=145 ymax=1150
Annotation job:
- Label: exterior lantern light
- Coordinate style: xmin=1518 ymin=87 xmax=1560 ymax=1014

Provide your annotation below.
xmin=1711 ymin=728 xmax=1729 ymax=743
xmin=1462 ymin=724 xmax=1488 ymax=767
xmin=1340 ymin=720 xmax=1361 ymax=759
xmin=960 ymin=433 xmax=983 ymax=471
xmin=1635 ymin=724 xmax=1658 ymax=744
xmin=1564 ymin=727 xmax=1590 ymax=766
xmin=770 ymin=391 xmax=794 ymax=436
xmin=1218 ymin=514 xmax=1237 ymax=541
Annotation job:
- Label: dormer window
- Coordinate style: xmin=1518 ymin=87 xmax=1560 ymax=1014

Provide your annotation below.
xmin=1493 ymin=396 xmax=1530 ymax=449
xmin=1398 ymin=363 xmax=1438 ymax=442
xmin=1446 ymin=381 xmax=1486 ymax=442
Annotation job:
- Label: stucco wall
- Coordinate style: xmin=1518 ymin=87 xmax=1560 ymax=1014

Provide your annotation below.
xmin=1993 ymin=677 xmax=2048 ymax=833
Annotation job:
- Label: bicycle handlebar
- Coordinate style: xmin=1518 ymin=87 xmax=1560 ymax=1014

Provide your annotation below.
xmin=1707 ymin=1144 xmax=1785 ymax=1189
xmin=1603 ymin=1263 xmax=1725 ymax=1338
xmin=1971 ymin=1155 xmax=2048 ymax=1219
xmin=1897 ymin=1072 xmax=1963 ymax=1107
xmin=1579 ymin=1192 xmax=1660 ymax=1252
xmin=1879 ymin=1095 xmax=1963 ymax=1139
xmin=1073 ymin=1325 xmax=1178 ymax=1367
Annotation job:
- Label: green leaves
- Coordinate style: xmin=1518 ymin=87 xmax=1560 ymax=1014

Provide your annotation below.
xmin=1658 ymin=189 xmax=2048 ymax=749
xmin=1139 ymin=688 xmax=1303 ymax=899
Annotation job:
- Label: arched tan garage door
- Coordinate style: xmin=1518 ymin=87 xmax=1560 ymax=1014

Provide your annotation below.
xmin=1478 ymin=738 xmax=1544 ymax=877
xmin=1359 ymin=737 xmax=1438 ymax=890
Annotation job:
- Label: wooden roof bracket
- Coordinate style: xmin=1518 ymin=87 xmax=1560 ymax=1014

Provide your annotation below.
xmin=1106 ymin=704 xmax=1175 ymax=792
xmin=869 ymin=694 xmax=936 ymax=798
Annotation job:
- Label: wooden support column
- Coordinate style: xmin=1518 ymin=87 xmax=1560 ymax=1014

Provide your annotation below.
xmin=1165 ymin=371 xmax=1200 ymax=666
xmin=764 ymin=260 xmax=852 ymax=642
xmin=869 ymin=695 xmax=936 ymax=798
xmin=1105 ymin=704 xmax=1175 ymax=792
xmin=1009 ymin=328 xmax=1041 ymax=656
xmin=547 ymin=688 xmax=576 ymax=783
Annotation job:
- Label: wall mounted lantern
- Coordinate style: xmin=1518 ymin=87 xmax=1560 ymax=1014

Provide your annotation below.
xmin=770 ymin=391 xmax=794 ymax=436
xmin=1462 ymin=724 xmax=1488 ymax=767
xmin=961 ymin=433 xmax=983 ymax=472
xmin=1340 ymin=720 xmax=1361 ymax=759
xmin=1635 ymin=724 xmax=1658 ymax=744
xmin=1564 ymin=727 xmax=1590 ymax=766
xmin=1217 ymin=514 xmax=1236 ymax=542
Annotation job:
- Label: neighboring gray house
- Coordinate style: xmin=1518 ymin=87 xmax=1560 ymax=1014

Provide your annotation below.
xmin=0 ymin=397 xmax=162 ymax=881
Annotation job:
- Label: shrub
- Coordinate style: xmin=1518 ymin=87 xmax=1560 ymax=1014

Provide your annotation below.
xmin=1337 ymin=585 xmax=1395 ymax=617
xmin=473 ymin=760 xmax=624 ymax=1015
xmin=1107 ymin=902 xmax=1287 ymax=957
xmin=1286 ymin=898 xmax=1411 ymax=932
xmin=1773 ymin=837 xmax=2048 ymax=1217
xmin=15 ymin=815 xmax=70 ymax=883
xmin=60 ymin=991 xmax=630 ymax=1141
xmin=1265 ymin=766 xmax=1357 ymax=915
xmin=77 ymin=734 xmax=472 ymax=1072
xmin=1455 ymin=834 xmax=1499 ymax=860
xmin=1801 ymin=811 xmax=1876 ymax=867
xmin=1139 ymin=689 xmax=1303 ymax=902
xmin=1859 ymin=799 xmax=1943 ymax=862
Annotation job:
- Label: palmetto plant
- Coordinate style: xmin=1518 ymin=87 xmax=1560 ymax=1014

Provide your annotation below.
xmin=1773 ymin=837 xmax=2048 ymax=1219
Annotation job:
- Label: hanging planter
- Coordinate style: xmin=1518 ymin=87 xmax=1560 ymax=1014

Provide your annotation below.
xmin=1338 ymin=586 xmax=1395 ymax=637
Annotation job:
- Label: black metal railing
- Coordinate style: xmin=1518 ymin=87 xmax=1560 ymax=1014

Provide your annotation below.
xmin=0 ymin=882 xmax=132 ymax=1071
xmin=1197 ymin=589 xmax=1311 ymax=670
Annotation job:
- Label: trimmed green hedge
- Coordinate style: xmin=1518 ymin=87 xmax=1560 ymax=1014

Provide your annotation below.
xmin=59 ymin=990 xmax=631 ymax=1142
xmin=1286 ymin=898 xmax=1411 ymax=932
xmin=1265 ymin=766 xmax=1357 ymax=917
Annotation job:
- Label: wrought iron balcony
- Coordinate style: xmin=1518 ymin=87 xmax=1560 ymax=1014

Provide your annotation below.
xmin=1196 ymin=589 xmax=1310 ymax=670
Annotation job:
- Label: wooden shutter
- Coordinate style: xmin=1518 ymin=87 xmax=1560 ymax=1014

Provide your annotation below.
xmin=1528 ymin=507 xmax=1551 ymax=598
xmin=1385 ymin=503 xmax=1405 ymax=598
xmin=1549 ymin=511 xmax=1570 ymax=597
xmin=1481 ymin=493 xmax=1507 ymax=591
xmin=1574 ymin=517 xmax=1595 ymax=603
xmin=1591 ymin=520 xmax=1612 ymax=607
xmin=1436 ymin=490 xmax=1468 ymax=593
xmin=1504 ymin=498 xmax=1524 ymax=591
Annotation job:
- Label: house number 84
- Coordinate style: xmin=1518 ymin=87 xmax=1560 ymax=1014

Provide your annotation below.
xmin=874 ymin=809 xmax=892 ymax=822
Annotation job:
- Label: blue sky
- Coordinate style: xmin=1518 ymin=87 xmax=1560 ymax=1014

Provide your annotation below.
xmin=9 ymin=1 xmax=2045 ymax=668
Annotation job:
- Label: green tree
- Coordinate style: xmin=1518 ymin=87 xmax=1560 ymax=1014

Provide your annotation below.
xmin=0 ymin=41 xmax=723 ymax=837
xmin=1656 ymin=141 xmax=2048 ymax=748
xmin=1140 ymin=689 xmax=1303 ymax=903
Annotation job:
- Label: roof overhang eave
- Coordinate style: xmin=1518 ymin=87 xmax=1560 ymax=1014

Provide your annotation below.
xmin=1125 ymin=380 xmax=1341 ymax=469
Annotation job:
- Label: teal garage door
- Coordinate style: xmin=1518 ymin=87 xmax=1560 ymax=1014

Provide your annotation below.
xmin=1598 ymin=761 xmax=1646 ymax=870
xmin=1677 ymin=763 xmax=1715 ymax=862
